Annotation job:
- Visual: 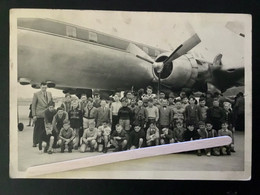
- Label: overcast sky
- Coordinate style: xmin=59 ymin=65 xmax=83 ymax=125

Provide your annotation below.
xmin=15 ymin=10 xmax=249 ymax=98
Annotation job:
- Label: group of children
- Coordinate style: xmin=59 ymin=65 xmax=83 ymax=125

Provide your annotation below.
xmin=35 ymin=86 xmax=236 ymax=156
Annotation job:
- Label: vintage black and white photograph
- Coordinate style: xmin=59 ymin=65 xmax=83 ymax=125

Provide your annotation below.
xmin=10 ymin=10 xmax=251 ymax=179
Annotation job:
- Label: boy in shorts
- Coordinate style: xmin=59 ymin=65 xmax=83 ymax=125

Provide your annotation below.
xmin=218 ymin=122 xmax=233 ymax=155
xmin=80 ymin=121 xmax=98 ymax=152
xmin=110 ymin=124 xmax=128 ymax=152
xmin=97 ymin=122 xmax=111 ymax=153
xmin=39 ymin=123 xmax=56 ymax=154
xmin=129 ymin=123 xmax=145 ymax=149
xmin=206 ymin=121 xmax=220 ymax=156
xmin=58 ymin=119 xmax=75 ymax=153
xmin=146 ymin=122 xmax=159 ymax=146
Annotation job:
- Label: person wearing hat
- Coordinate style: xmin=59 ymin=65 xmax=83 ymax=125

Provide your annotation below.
xmin=52 ymin=107 xmax=68 ymax=136
xmin=128 ymin=123 xmax=146 ymax=149
xmin=58 ymin=119 xmax=75 ymax=153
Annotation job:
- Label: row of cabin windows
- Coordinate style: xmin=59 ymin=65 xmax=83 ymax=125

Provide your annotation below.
xmin=65 ymin=25 xmax=160 ymax=57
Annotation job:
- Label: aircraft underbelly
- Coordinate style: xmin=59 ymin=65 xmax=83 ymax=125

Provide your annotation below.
xmin=18 ymin=29 xmax=154 ymax=90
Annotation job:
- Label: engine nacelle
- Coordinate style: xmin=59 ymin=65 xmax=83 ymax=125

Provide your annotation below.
xmin=153 ymin=52 xmax=198 ymax=89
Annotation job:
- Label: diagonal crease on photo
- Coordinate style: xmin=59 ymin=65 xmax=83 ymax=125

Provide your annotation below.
xmin=26 ymin=136 xmax=232 ymax=177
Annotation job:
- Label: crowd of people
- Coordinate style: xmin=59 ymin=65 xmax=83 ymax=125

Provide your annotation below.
xmin=30 ymin=82 xmax=245 ymax=157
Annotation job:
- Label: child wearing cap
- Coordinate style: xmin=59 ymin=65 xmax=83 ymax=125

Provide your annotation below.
xmin=160 ymin=127 xmax=174 ymax=145
xmin=97 ymin=122 xmax=111 ymax=153
xmin=110 ymin=124 xmax=128 ymax=152
xmin=39 ymin=123 xmax=57 ymax=154
xmin=80 ymin=121 xmax=98 ymax=152
xmin=218 ymin=122 xmax=233 ymax=155
xmin=58 ymin=119 xmax=75 ymax=153
xmin=146 ymin=122 xmax=159 ymax=146
xmin=129 ymin=123 xmax=145 ymax=149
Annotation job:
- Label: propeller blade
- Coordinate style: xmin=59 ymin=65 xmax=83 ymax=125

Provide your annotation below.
xmin=163 ymin=33 xmax=201 ymax=64
xmin=126 ymin=43 xmax=154 ymax=64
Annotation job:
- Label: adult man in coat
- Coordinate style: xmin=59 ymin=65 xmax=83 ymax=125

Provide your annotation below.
xmin=32 ymin=82 xmax=53 ymax=147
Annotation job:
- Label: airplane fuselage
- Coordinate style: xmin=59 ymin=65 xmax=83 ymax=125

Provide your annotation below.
xmin=17 ymin=18 xmax=244 ymax=93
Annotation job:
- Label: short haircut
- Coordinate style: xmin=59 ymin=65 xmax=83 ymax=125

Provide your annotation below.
xmin=65 ymin=93 xmax=71 ymax=98
xmin=186 ymin=121 xmax=195 ymax=127
xmin=176 ymin=121 xmax=183 ymax=126
xmin=45 ymin=123 xmax=52 ymax=128
xmin=146 ymin=85 xmax=153 ymax=90
xmin=134 ymin=123 xmax=141 ymax=127
xmin=116 ymin=124 xmax=122 ymax=128
xmin=198 ymin=121 xmax=205 ymax=126
xmin=63 ymin=119 xmax=70 ymax=125
xmin=48 ymin=101 xmax=55 ymax=107
xmin=121 ymin=97 xmax=127 ymax=102
xmin=189 ymin=95 xmax=195 ymax=100
xmin=40 ymin=82 xmax=47 ymax=86
xmin=57 ymin=107 xmax=63 ymax=112
xmin=148 ymin=98 xmax=154 ymax=103
xmin=199 ymin=97 xmax=206 ymax=102
xmin=89 ymin=121 xmax=96 ymax=125
xmin=175 ymin=99 xmax=181 ymax=103
xmin=221 ymin=121 xmax=228 ymax=125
